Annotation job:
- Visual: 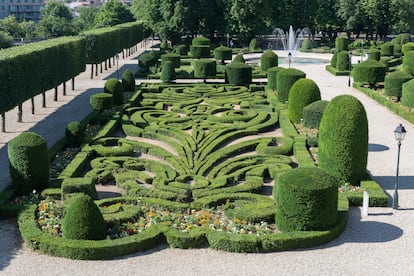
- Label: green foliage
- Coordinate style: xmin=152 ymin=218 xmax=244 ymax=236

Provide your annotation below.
xmin=121 ymin=69 xmax=136 ymax=92
xmin=402 ymin=43 xmax=414 ymax=55
xmin=138 ymin=53 xmax=158 ymax=73
xmin=330 ymin=52 xmax=337 ymax=67
xmin=214 ymin=46 xmax=232 ymax=64
xmin=384 ymin=70 xmax=413 ymax=99
xmin=276 ymin=68 xmax=306 ymax=103
xmin=300 ymin=38 xmax=313 ymax=50
xmin=402 ymin=79 xmax=414 ymax=108
xmin=8 ymin=132 xmax=49 ymax=195
xmin=232 ymin=54 xmax=245 ymax=64
xmin=225 ymin=63 xmax=252 ymax=85
xmin=104 ymin=78 xmax=124 ymax=105
xmin=368 ymin=49 xmax=381 ymax=61
xmin=335 ymin=36 xmax=349 ymax=51
xmin=61 ymin=177 xmax=97 ymax=200
xmin=303 ymin=100 xmax=329 ymax=129
xmin=62 ymin=194 xmax=107 ymax=240
xmin=266 ymin=66 xmax=285 ymax=91
xmin=192 ymin=36 xmax=211 ymax=46
xmin=260 ymin=50 xmax=278 ymax=72
xmin=249 ymin=38 xmax=258 ymax=51
xmin=160 ymin=40 xmax=170 ymax=52
xmin=194 ymin=59 xmax=217 ymax=79
xmin=0 ymin=31 xmax=13 ymax=49
xmin=93 ymin=0 xmax=134 ymax=28
xmin=173 ymin=44 xmax=188 ymax=56
xmin=352 ymin=59 xmax=387 ymax=85
xmin=65 ymin=121 xmax=84 ymax=147
xmin=318 ymin=95 xmax=368 ymax=184
xmin=190 ymin=45 xmax=210 ymax=59
xmin=336 ymin=51 xmax=351 ymax=71
xmin=161 ymin=61 xmax=176 ymax=83
xmin=395 ymin=33 xmax=411 ymax=45
xmin=402 ymin=50 xmax=414 ymax=75
xmin=161 ymin=53 xmax=180 ymax=68
xmin=90 ymin=93 xmax=113 ymax=110
xmin=380 ymin=42 xmax=394 ymax=56
xmin=37 ymin=0 xmax=76 ymax=37
xmin=288 ymin=79 xmax=321 ymax=123
xmin=275 ymin=167 xmax=338 ymax=231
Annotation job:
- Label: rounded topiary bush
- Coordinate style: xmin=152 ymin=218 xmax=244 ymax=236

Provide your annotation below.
xmin=104 ymin=78 xmax=123 ymax=105
xmin=138 ymin=53 xmax=157 ymax=72
xmin=303 ymin=100 xmax=329 ymax=129
xmin=121 ymin=69 xmax=135 ymax=92
xmin=267 ymin=66 xmax=285 ymax=91
xmin=384 ymin=70 xmax=413 ymax=99
xmin=214 ymin=46 xmax=232 ymax=64
xmin=330 ymin=52 xmax=338 ymax=67
xmin=318 ymin=95 xmax=368 ymax=184
xmin=276 ymin=68 xmax=306 ymax=103
xmin=275 ymin=167 xmax=338 ymax=232
xmin=161 ymin=53 xmax=181 ymax=68
xmin=161 ymin=60 xmax=176 ymax=83
xmin=300 ymin=38 xmax=313 ymax=51
xmin=160 ymin=40 xmax=170 ymax=52
xmin=194 ymin=59 xmax=216 ymax=79
xmin=8 ymin=132 xmax=49 ymax=194
xmin=249 ymin=38 xmax=258 ymax=51
xmin=402 ymin=42 xmax=414 ymax=55
xmin=288 ymin=78 xmax=321 ymax=123
xmin=173 ymin=44 xmax=188 ymax=56
xmin=62 ymin=194 xmax=107 ymax=240
xmin=395 ymin=33 xmax=411 ymax=45
xmin=401 ymin=79 xmax=414 ymax=108
xmin=190 ymin=45 xmax=211 ymax=59
xmin=90 ymin=93 xmax=113 ymax=110
xmin=380 ymin=42 xmax=394 ymax=57
xmin=232 ymin=54 xmax=245 ymax=63
xmin=336 ymin=51 xmax=351 ymax=71
xmin=225 ymin=63 xmax=252 ymax=85
xmin=65 ymin=121 xmax=84 ymax=147
xmin=368 ymin=49 xmax=380 ymax=61
xmin=394 ymin=44 xmax=402 ymax=57
xmin=260 ymin=50 xmax=278 ymax=72
xmin=192 ymin=36 xmax=211 ymax=46
xmin=402 ymin=50 xmax=414 ymax=75
xmin=335 ymin=36 xmax=349 ymax=52
xmin=352 ymin=59 xmax=387 ymax=86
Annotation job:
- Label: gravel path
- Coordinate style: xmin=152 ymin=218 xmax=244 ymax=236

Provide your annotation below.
xmin=1 ymin=48 xmax=414 ymax=275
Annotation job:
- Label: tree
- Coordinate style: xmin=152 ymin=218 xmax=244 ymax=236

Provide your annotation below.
xmin=0 ymin=15 xmax=24 ymax=38
xmin=390 ymin=0 xmax=414 ymax=33
xmin=94 ymin=0 xmax=135 ymax=28
xmin=36 ymin=0 xmax=76 ymax=37
xmin=75 ymin=6 xmax=99 ymax=31
xmin=337 ymin=0 xmax=367 ymax=37
xmin=360 ymin=0 xmax=395 ymax=40
xmin=0 ymin=31 xmax=13 ymax=48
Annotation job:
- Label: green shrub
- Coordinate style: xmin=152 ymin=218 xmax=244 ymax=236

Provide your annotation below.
xmin=275 ymin=167 xmax=338 ymax=231
xmin=402 ymin=42 xmax=414 ymax=55
xmin=62 ymin=177 xmax=97 ymax=200
xmin=318 ymin=95 xmax=368 ymax=184
xmin=214 ymin=46 xmax=232 ymax=64
xmin=267 ymin=66 xmax=285 ymax=90
xmin=160 ymin=40 xmax=170 ymax=52
xmin=303 ymin=100 xmax=329 ymax=129
xmin=384 ymin=70 xmax=413 ymax=99
xmin=330 ymin=52 xmax=338 ymax=67
xmin=194 ymin=59 xmax=216 ymax=79
xmin=90 ymin=93 xmax=113 ymax=110
xmin=65 ymin=121 xmax=84 ymax=147
xmin=138 ymin=53 xmax=157 ymax=72
xmin=288 ymin=78 xmax=321 ymax=123
xmin=395 ymin=33 xmax=411 ymax=45
xmin=161 ymin=61 xmax=176 ymax=83
xmin=225 ymin=63 xmax=252 ymax=85
xmin=402 ymin=79 xmax=414 ymax=108
xmin=190 ymin=45 xmax=211 ymax=59
xmin=161 ymin=53 xmax=180 ymax=68
xmin=300 ymin=38 xmax=312 ymax=51
xmin=192 ymin=36 xmax=211 ymax=46
xmin=380 ymin=42 xmax=394 ymax=57
xmin=62 ymin=194 xmax=107 ymax=240
xmin=402 ymin=50 xmax=414 ymax=75
xmin=8 ymin=132 xmax=49 ymax=195
xmin=232 ymin=54 xmax=245 ymax=63
xmin=173 ymin=44 xmax=188 ymax=56
xmin=121 ymin=69 xmax=135 ymax=92
xmin=260 ymin=50 xmax=278 ymax=72
xmin=394 ymin=44 xmax=402 ymax=57
xmin=368 ymin=49 xmax=380 ymax=61
xmin=104 ymin=78 xmax=123 ymax=105
xmin=276 ymin=68 xmax=306 ymax=103
xmin=336 ymin=51 xmax=351 ymax=71
xmin=335 ymin=36 xmax=349 ymax=51
xmin=249 ymin=38 xmax=258 ymax=51
xmin=352 ymin=59 xmax=387 ymax=86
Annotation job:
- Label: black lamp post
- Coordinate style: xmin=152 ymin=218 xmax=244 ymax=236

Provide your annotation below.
xmin=348 ymin=51 xmax=352 ymax=87
xmin=116 ymin=54 xmax=120 ymax=80
xmin=288 ymin=52 xmax=292 ymax=68
xmin=393 ymin=123 xmax=407 ymax=209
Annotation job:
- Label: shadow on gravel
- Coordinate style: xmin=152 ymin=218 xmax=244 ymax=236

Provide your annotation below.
xmin=368 ymin=143 xmax=389 ymax=152
xmin=0 ymin=219 xmax=23 ymax=271
xmin=371 ymin=175 xmax=414 ymax=190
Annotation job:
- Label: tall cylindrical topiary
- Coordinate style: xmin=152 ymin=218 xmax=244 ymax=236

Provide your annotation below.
xmin=121 ymin=69 xmax=136 ymax=92
xmin=161 ymin=53 xmax=181 ymax=68
xmin=225 ymin=63 xmax=252 ymax=85
xmin=214 ymin=46 xmax=232 ymax=64
xmin=318 ymin=95 xmax=368 ymax=184
xmin=194 ymin=59 xmax=216 ymax=80
xmin=260 ymin=50 xmax=278 ymax=72
xmin=303 ymin=100 xmax=329 ymax=129
xmin=288 ymin=78 xmax=321 ymax=123
xmin=330 ymin=51 xmax=338 ymax=67
xmin=8 ymin=132 xmax=49 ymax=194
xmin=62 ymin=194 xmax=107 ymax=240
xmin=276 ymin=68 xmax=306 ymax=103
xmin=90 ymin=93 xmax=113 ymax=111
xmin=267 ymin=66 xmax=285 ymax=91
xmin=300 ymin=38 xmax=312 ymax=51
xmin=402 ymin=50 xmax=414 ymax=75
xmin=335 ymin=36 xmax=349 ymax=52
xmin=401 ymin=79 xmax=414 ymax=108
xmin=380 ymin=42 xmax=394 ymax=57
xmin=352 ymin=59 xmax=387 ymax=86
xmin=65 ymin=121 xmax=84 ymax=147
xmin=161 ymin=60 xmax=176 ymax=83
xmin=368 ymin=49 xmax=380 ymax=61
xmin=275 ymin=167 xmax=338 ymax=231
xmin=190 ymin=45 xmax=211 ymax=59
xmin=104 ymin=78 xmax=124 ymax=105
xmin=336 ymin=51 xmax=351 ymax=71
xmin=384 ymin=71 xmax=413 ymax=100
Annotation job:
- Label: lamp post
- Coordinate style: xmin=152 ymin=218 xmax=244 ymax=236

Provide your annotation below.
xmin=116 ymin=54 xmax=120 ymax=80
xmin=393 ymin=123 xmax=407 ymax=209
xmin=348 ymin=51 xmax=352 ymax=87
xmin=288 ymin=52 xmax=292 ymax=69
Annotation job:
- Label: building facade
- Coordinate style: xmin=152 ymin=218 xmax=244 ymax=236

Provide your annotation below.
xmin=0 ymin=0 xmax=44 ymax=21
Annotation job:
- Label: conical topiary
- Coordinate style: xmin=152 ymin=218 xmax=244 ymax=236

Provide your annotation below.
xmin=62 ymin=194 xmax=107 ymax=240
xmin=288 ymin=78 xmax=321 ymax=123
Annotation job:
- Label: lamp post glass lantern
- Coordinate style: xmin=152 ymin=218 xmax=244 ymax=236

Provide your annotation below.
xmin=288 ymin=52 xmax=292 ymax=68
xmin=348 ymin=51 xmax=352 ymax=87
xmin=393 ymin=123 xmax=407 ymax=209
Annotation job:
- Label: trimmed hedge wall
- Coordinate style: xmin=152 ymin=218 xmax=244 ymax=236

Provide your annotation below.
xmin=336 ymin=51 xmax=351 ymax=71
xmin=402 ymin=50 xmax=414 ymax=75
xmin=225 ymin=63 xmax=252 ymax=85
xmin=267 ymin=66 xmax=285 ymax=90
xmin=402 ymin=43 xmax=414 ymax=55
xmin=260 ymin=50 xmax=278 ymax=72
xmin=194 ymin=59 xmax=217 ymax=79
xmin=276 ymin=68 xmax=306 ymax=103
xmin=352 ymin=59 xmax=387 ymax=86
xmin=335 ymin=37 xmax=349 ymax=52
xmin=303 ymin=100 xmax=329 ymax=129
xmin=190 ymin=45 xmax=211 ymax=59
xmin=288 ymin=78 xmax=321 ymax=123
xmin=402 ymin=79 xmax=414 ymax=108
xmin=380 ymin=42 xmax=394 ymax=57
xmin=90 ymin=93 xmax=113 ymax=110
xmin=384 ymin=70 xmax=413 ymax=99
xmin=161 ymin=53 xmax=181 ymax=68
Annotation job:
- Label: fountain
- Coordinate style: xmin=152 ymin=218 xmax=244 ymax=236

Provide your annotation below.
xmin=270 ymin=26 xmax=310 ymax=62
